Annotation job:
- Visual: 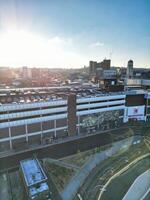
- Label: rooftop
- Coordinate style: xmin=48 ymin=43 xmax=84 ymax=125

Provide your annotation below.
xmin=0 ymin=86 xmax=149 ymax=105
xmin=20 ymin=158 xmax=47 ymax=187
xmin=0 ymin=86 xmax=126 ymax=105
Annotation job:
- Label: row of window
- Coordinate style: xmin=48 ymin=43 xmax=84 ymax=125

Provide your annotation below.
xmin=78 ymin=103 xmax=124 ymax=111
xmin=0 ymin=111 xmax=67 ymax=123
xmin=0 ymin=104 xmax=67 ymax=115
xmin=77 ymin=98 xmax=125 ymax=105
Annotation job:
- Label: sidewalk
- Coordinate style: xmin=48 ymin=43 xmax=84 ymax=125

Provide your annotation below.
xmin=122 ymin=170 xmax=150 ymax=200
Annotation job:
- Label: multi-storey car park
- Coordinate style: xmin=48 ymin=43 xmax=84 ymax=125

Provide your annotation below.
xmin=0 ymin=87 xmax=150 ymax=153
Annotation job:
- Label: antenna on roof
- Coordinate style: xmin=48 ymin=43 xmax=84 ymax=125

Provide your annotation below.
xmin=109 ymin=51 xmax=113 ymax=60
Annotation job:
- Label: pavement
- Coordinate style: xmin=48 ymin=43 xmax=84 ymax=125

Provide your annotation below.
xmin=122 ymin=170 xmax=150 ymax=200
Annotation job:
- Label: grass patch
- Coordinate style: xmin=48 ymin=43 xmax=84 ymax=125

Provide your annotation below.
xmin=110 ymin=128 xmax=134 ymax=142
xmin=45 ymin=161 xmax=75 ymax=192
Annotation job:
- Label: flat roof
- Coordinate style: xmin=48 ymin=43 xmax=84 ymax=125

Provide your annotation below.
xmin=0 ymin=86 xmax=149 ymax=105
xmin=20 ymin=158 xmax=47 ymax=187
xmin=0 ymin=87 xmax=126 ymax=104
xmin=29 ymin=182 xmax=49 ymax=196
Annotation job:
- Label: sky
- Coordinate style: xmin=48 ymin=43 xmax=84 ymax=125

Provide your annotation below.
xmin=0 ymin=0 xmax=150 ymax=68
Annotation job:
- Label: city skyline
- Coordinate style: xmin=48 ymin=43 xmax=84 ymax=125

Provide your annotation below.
xmin=0 ymin=0 xmax=150 ymax=68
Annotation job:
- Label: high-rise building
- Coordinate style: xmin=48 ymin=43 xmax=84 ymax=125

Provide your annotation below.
xmin=99 ymin=59 xmax=111 ymax=70
xmin=89 ymin=59 xmax=111 ymax=75
xmin=127 ymin=60 xmax=133 ymax=78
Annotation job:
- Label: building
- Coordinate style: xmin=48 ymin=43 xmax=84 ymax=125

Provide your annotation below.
xmin=76 ymin=93 xmax=125 ymax=134
xmin=127 ymin=60 xmax=133 ymax=79
xmin=20 ymin=158 xmax=50 ymax=200
xmin=99 ymin=59 xmax=111 ymax=70
xmin=132 ymin=68 xmax=150 ymax=79
xmin=89 ymin=59 xmax=111 ymax=75
xmin=89 ymin=61 xmax=97 ymax=74
xmin=31 ymin=68 xmax=41 ymax=79
xmin=126 ymin=78 xmax=150 ymax=88
xmin=89 ymin=59 xmax=116 ymax=86
xmin=22 ymin=66 xmax=32 ymax=79
xmin=0 ymin=87 xmax=125 ymax=152
xmin=145 ymin=93 xmax=150 ymax=122
xmin=97 ymin=69 xmax=117 ymax=80
xmin=97 ymin=68 xmax=117 ymax=87
xmin=0 ymin=67 xmax=13 ymax=84
xmin=124 ymin=91 xmax=146 ymax=122
xmin=0 ymin=87 xmax=150 ymax=153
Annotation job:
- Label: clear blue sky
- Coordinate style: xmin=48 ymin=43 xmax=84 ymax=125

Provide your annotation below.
xmin=0 ymin=0 xmax=150 ymax=68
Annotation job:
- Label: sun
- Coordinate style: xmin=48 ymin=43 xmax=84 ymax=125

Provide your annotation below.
xmin=0 ymin=30 xmax=47 ymax=66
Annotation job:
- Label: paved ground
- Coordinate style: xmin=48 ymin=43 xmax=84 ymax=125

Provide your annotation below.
xmin=122 ymin=170 xmax=150 ymax=200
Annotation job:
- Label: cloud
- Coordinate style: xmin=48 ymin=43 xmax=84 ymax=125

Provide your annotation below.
xmin=90 ymin=41 xmax=104 ymax=48
xmin=48 ymin=36 xmax=73 ymax=46
xmin=0 ymin=30 xmax=87 ymax=68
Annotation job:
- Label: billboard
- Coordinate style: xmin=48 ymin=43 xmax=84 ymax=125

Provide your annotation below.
xmin=124 ymin=106 xmax=145 ymax=122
